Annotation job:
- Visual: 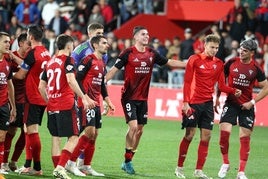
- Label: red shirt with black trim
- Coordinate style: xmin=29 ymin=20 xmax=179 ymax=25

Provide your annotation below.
xmin=0 ymin=55 xmax=12 ymax=106
xmin=11 ymin=51 xmax=26 ymax=104
xmin=41 ymin=55 xmax=76 ymax=111
xmin=114 ymin=46 xmax=168 ymax=100
xmin=183 ymin=53 xmax=235 ymax=104
xmin=24 ymin=46 xmax=50 ymax=105
xmin=77 ymin=54 xmax=105 ymax=107
xmin=224 ymin=57 xmax=266 ymax=104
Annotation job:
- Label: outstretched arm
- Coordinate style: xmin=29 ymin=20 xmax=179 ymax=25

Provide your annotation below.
xmin=166 ymin=59 xmax=187 ymax=69
xmin=105 ymin=66 xmax=120 ymax=82
xmin=242 ymin=80 xmax=268 ymax=110
xmin=218 ymin=71 xmax=241 ymax=96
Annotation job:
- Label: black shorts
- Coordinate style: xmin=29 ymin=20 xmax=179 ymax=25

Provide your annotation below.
xmin=47 ymin=106 xmax=80 ymax=137
xmin=182 ymin=101 xmax=214 ymax=130
xmin=23 ymin=103 xmax=46 ymax=126
xmin=10 ymin=103 xmax=24 ymax=127
xmin=121 ymin=100 xmax=148 ymax=125
xmin=79 ymin=106 xmax=102 ymax=129
xmin=220 ymin=102 xmax=255 ymax=130
xmin=0 ymin=103 xmax=10 ymax=131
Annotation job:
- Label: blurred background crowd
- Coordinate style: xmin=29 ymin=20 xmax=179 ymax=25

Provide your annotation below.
xmin=0 ymin=0 xmax=268 ymax=88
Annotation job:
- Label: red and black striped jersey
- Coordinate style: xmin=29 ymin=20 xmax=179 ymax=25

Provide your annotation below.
xmin=77 ymin=54 xmax=105 ymax=107
xmin=224 ymin=57 xmax=266 ymax=104
xmin=11 ymin=51 xmax=26 ymax=104
xmin=114 ymin=46 xmax=168 ymax=100
xmin=0 ymin=55 xmax=12 ymax=106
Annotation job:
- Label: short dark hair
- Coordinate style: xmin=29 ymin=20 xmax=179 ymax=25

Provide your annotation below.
xmin=27 ymin=25 xmax=44 ymax=41
xmin=87 ymin=23 xmax=104 ymax=33
xmin=56 ymin=34 xmax=74 ymax=50
xmin=240 ymin=39 xmax=257 ymax=51
xmin=0 ymin=31 xmax=10 ymax=39
xmin=90 ymin=35 xmax=106 ymax=50
xmin=17 ymin=33 xmax=27 ymax=43
xmin=133 ymin=26 xmax=147 ymax=36
xmin=205 ymin=34 xmax=220 ymax=44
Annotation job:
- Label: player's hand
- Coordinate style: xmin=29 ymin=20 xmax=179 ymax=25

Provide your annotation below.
xmin=234 ymin=88 xmax=242 ymax=97
xmin=85 ymin=95 xmax=97 ymax=110
xmin=8 ymin=50 xmax=15 ymax=60
xmin=102 ymin=98 xmax=115 ymax=116
xmin=81 ymin=96 xmax=90 ymax=111
xmin=9 ymin=108 xmax=16 ymax=123
xmin=182 ymin=102 xmax=190 ymax=116
xmin=101 ymin=100 xmax=109 ymax=115
xmin=241 ymin=101 xmax=254 ymax=110
xmin=214 ymin=97 xmax=221 ymax=114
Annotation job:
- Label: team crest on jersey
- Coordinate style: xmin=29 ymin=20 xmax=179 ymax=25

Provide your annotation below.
xmin=249 ymin=70 xmax=253 ymax=75
xmin=6 ymin=66 xmax=9 ymax=71
xmin=213 ymin=64 xmax=217 ymax=69
xmin=233 ymin=68 xmax=238 ymax=72
xmin=66 ymin=65 xmax=73 ymax=71
xmin=94 ymin=66 xmax=99 ymax=70
xmin=78 ymin=65 xmax=85 ymax=71
xmin=0 ymin=72 xmax=6 ymax=78
xmin=149 ymin=57 xmax=153 ymax=62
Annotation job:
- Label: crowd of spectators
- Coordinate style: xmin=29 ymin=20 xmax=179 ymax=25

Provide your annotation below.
xmin=149 ymin=0 xmax=268 ymax=88
xmin=0 ymin=0 xmax=268 ymax=88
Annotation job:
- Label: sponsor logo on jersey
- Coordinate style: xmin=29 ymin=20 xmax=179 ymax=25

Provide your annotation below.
xmin=233 ymin=68 xmax=238 ymax=72
xmin=133 ymin=58 xmax=139 ymax=62
xmin=141 ymin=62 xmax=147 ymax=67
xmin=199 ymin=64 xmax=205 ymax=69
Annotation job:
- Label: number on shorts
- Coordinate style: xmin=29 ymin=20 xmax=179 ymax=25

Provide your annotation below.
xmin=126 ymin=103 xmax=131 ymax=112
xmin=86 ymin=109 xmax=95 ymax=123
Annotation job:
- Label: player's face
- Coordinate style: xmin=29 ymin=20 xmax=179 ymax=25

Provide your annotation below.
xmin=204 ymin=41 xmax=219 ymax=57
xmin=89 ymin=29 xmax=104 ymax=38
xmin=21 ymin=40 xmax=31 ymax=53
xmin=239 ymin=47 xmax=252 ymax=62
xmin=0 ymin=35 xmax=11 ymax=54
xmin=134 ymin=29 xmax=149 ymax=45
xmin=67 ymin=41 xmax=74 ymax=55
xmin=98 ymin=38 xmax=109 ymax=54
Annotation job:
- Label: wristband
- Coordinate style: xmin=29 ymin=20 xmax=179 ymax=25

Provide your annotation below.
xmin=250 ymin=99 xmax=256 ymax=105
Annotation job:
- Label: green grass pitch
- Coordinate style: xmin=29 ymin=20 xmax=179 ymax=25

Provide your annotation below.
xmin=5 ymin=115 xmax=268 ymax=179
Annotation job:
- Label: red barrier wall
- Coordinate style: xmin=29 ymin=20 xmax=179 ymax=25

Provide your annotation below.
xmin=167 ymin=0 xmax=234 ymax=21
xmin=113 ymin=14 xmax=185 ymax=43
xmin=107 ymin=85 xmax=268 ymax=127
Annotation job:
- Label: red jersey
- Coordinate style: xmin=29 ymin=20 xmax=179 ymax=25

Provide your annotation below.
xmin=0 ymin=55 xmax=12 ymax=106
xmin=224 ymin=57 xmax=266 ymax=104
xmin=77 ymin=54 xmax=105 ymax=107
xmin=114 ymin=46 xmax=168 ymax=100
xmin=23 ymin=46 xmax=50 ymax=105
xmin=183 ymin=53 xmax=235 ymax=104
xmin=11 ymin=51 xmax=26 ymax=104
xmin=41 ymin=55 xmax=76 ymax=111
